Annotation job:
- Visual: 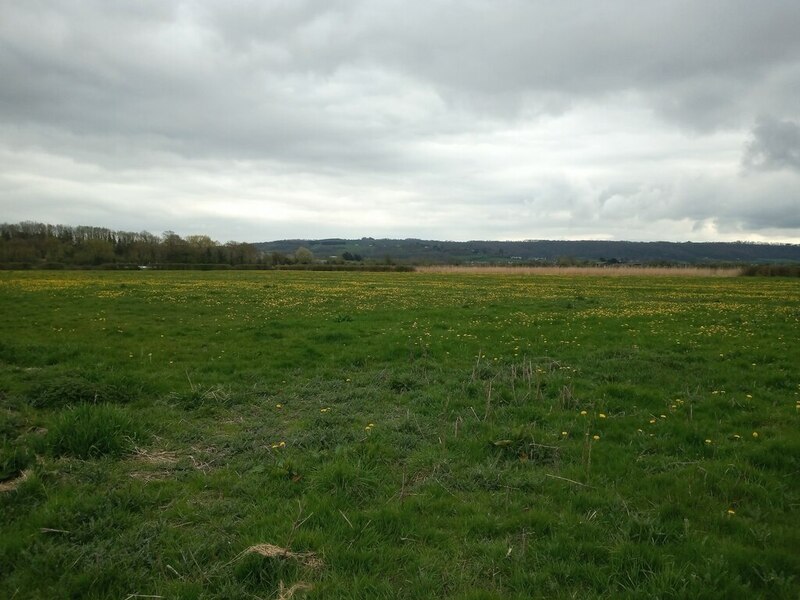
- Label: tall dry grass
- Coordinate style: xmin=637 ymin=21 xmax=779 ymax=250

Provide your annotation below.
xmin=416 ymin=265 xmax=742 ymax=277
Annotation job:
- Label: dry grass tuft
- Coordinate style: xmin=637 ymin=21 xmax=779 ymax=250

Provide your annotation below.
xmin=277 ymin=580 xmax=313 ymax=599
xmin=127 ymin=445 xmax=222 ymax=482
xmin=417 ymin=265 xmax=741 ymax=277
xmin=133 ymin=447 xmax=179 ymax=465
xmin=129 ymin=470 xmax=172 ymax=482
xmin=187 ymin=445 xmax=221 ymax=472
xmin=244 ymin=544 xmax=324 ymax=570
xmin=0 ymin=469 xmax=31 ymax=492
xmin=129 ymin=447 xmax=180 ymax=482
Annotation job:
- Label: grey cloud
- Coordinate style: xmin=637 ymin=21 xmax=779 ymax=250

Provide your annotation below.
xmin=592 ymin=172 xmax=800 ymax=234
xmin=1 ymin=1 xmax=800 ymax=242
xmin=202 ymin=1 xmax=800 ymax=127
xmin=3 ymin=0 xmax=800 ymax=162
xmin=743 ymin=117 xmax=800 ymax=172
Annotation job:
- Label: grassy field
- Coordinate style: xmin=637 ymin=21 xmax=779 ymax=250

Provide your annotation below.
xmin=1 ymin=270 xmax=799 ymax=599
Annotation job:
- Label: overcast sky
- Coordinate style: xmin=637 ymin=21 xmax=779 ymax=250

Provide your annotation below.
xmin=2 ymin=1 xmax=800 ymax=243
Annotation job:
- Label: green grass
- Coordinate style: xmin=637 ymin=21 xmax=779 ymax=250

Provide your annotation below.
xmin=1 ymin=270 xmax=799 ymax=598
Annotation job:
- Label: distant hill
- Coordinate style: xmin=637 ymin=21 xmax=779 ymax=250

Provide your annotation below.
xmin=4 ymin=221 xmax=798 ymax=268
xmin=255 ymin=238 xmax=800 ymax=265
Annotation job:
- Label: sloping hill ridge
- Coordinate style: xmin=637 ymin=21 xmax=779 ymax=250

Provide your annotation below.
xmin=254 ymin=238 xmax=800 ymax=264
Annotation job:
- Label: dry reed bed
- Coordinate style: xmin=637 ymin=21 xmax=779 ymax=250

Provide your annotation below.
xmin=416 ymin=265 xmax=742 ymax=277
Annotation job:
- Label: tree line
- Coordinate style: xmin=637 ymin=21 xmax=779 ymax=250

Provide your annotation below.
xmin=0 ymin=222 xmax=282 ymax=267
xmin=5 ymin=221 xmax=799 ymax=269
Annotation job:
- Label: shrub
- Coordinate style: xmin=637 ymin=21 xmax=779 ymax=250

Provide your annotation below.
xmin=741 ymin=264 xmax=800 ymax=277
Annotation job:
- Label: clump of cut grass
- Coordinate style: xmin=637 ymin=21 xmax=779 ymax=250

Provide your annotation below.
xmin=241 ymin=544 xmax=323 ymax=570
xmin=44 ymin=404 xmax=141 ymax=458
xmin=230 ymin=542 xmax=321 ymax=593
xmin=127 ymin=446 xmax=181 ymax=481
xmin=132 ymin=446 xmax=179 ymax=465
xmin=276 ymin=580 xmax=314 ymax=599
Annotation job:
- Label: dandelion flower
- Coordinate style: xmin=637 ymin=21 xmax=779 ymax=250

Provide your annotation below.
xmin=580 ymin=410 xmax=587 ymax=416
xmin=592 ymin=435 xmax=600 ymax=441
xmin=649 ymin=419 xmax=657 ymax=424
xmin=705 ymin=439 xmax=712 ymax=444
xmin=276 ymin=404 xmax=282 ymax=408
xmin=752 ymin=432 xmax=759 ymax=438
xmin=561 ymin=431 xmax=568 ymax=436
xmin=727 ymin=509 xmax=736 ymax=515
xmin=599 ymin=413 xmax=607 ymax=419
